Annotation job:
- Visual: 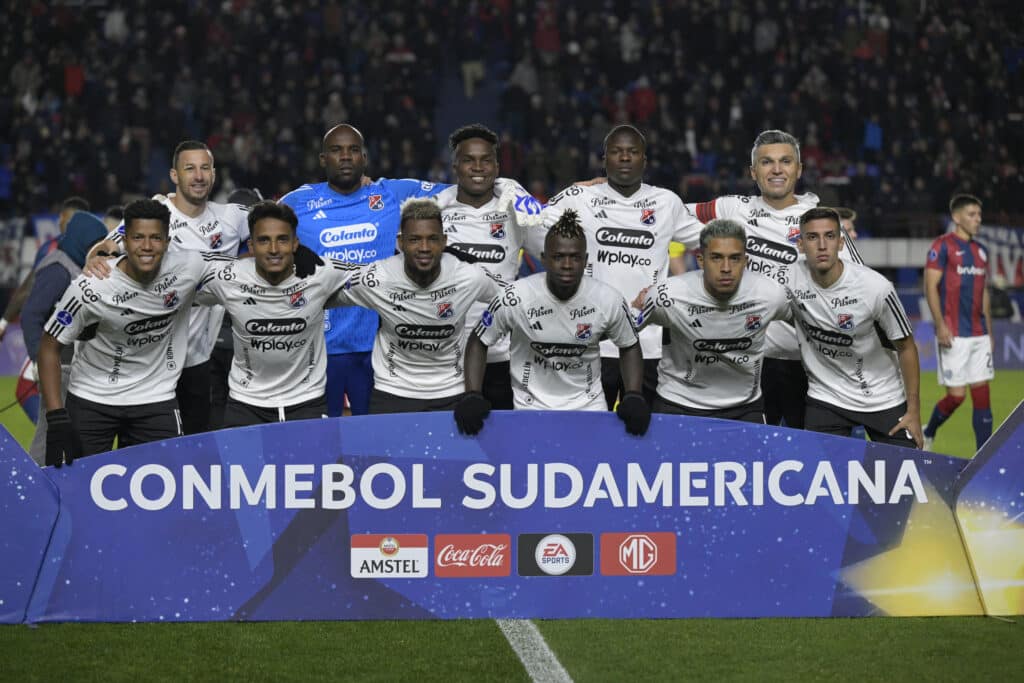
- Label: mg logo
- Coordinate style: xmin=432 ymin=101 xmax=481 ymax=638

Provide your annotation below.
xmin=619 ymin=534 xmax=658 ymax=574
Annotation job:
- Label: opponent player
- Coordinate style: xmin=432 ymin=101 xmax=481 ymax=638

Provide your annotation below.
xmin=637 ymin=219 xmax=790 ymax=422
xmin=788 ymin=207 xmax=922 ymax=447
xmin=922 ymin=194 xmax=993 ymax=452
xmin=194 ymin=201 xmax=355 ymax=427
xmin=530 ymin=125 xmax=697 ymax=409
xmin=37 ymin=199 xmax=234 ymax=465
xmin=280 ymin=124 xmax=446 ymax=417
xmin=87 ymin=140 xmax=251 ymax=435
xmin=686 ymin=130 xmax=864 ymax=428
xmin=458 ymin=209 xmax=649 ymax=436
xmin=434 ymin=123 xmax=541 ymax=409
xmin=326 ymin=198 xmax=501 ymax=414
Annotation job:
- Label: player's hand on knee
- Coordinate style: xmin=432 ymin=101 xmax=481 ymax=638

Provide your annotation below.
xmin=45 ymin=408 xmax=77 ymax=467
xmin=455 ymin=392 xmax=491 ymax=436
xmin=889 ymin=413 xmax=923 ymax=449
xmin=294 ymin=245 xmax=325 ymax=278
xmin=616 ymin=392 xmax=651 ymax=436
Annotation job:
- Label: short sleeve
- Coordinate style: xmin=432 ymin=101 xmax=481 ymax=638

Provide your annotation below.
xmin=925 ymin=239 xmax=946 ymax=271
xmin=45 ymin=278 xmax=97 ymax=345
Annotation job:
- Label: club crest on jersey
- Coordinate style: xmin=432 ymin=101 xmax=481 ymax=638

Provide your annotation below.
xmin=209 ymin=232 xmax=223 ymax=249
xmin=490 ymin=222 xmax=506 ymax=239
xmin=437 ymin=301 xmax=454 ymax=319
xmin=576 ymin=323 xmax=593 ymax=341
xmin=745 ymin=314 xmax=762 ymax=331
xmin=290 ymin=290 xmax=307 ymax=309
xmin=368 ymin=194 xmax=384 ymax=211
xmin=838 ymin=313 xmax=854 ymax=330
xmin=640 ymin=209 xmax=656 ymax=225
xmin=786 ymin=227 xmax=801 ymax=243
xmin=162 ymin=291 xmax=179 ymax=308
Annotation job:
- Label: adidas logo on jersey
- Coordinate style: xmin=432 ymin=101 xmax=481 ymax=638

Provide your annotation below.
xmin=530 ymin=321 xmax=543 ymax=330
xmin=594 ymin=210 xmax=608 ymax=219
xmin=312 ymin=210 xmax=328 ymax=220
xmin=243 ymin=297 xmax=257 ymax=305
xmin=690 ymin=319 xmax=702 ymax=328
xmin=120 ymin=308 xmax=134 ymax=316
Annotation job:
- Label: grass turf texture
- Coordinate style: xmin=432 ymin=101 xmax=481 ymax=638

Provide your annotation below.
xmin=1 ymin=373 xmax=1021 ymax=680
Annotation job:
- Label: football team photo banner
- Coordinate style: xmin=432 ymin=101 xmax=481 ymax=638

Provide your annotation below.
xmin=3 ymin=406 xmax=1022 ymax=623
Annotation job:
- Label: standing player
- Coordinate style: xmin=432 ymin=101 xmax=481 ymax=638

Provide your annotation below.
xmin=458 ymin=210 xmax=650 ymax=436
xmin=788 ymin=208 xmax=922 ymax=447
xmin=326 ymin=199 xmax=501 ymax=414
xmin=637 ymin=219 xmax=790 ymax=423
xmin=434 ymin=123 xmax=541 ymax=410
xmin=37 ymin=199 xmax=233 ymax=465
xmin=194 ymin=201 xmax=355 ymax=427
xmin=532 ymin=125 xmax=697 ymax=410
xmin=280 ymin=124 xmax=446 ymax=417
xmin=88 ymin=140 xmax=251 ymax=435
xmin=685 ymin=130 xmax=864 ymax=428
xmin=922 ymin=194 xmax=993 ymax=452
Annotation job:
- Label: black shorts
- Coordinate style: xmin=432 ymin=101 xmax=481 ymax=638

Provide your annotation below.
xmin=66 ymin=392 xmax=182 ymax=457
xmin=600 ymin=356 xmax=659 ymax=410
xmin=176 ymin=360 xmax=211 ymax=435
xmin=368 ymin=389 xmax=462 ymax=415
xmin=222 ymin=395 xmax=328 ymax=429
xmin=804 ymin=397 xmax=918 ymax=448
xmin=652 ymin=394 xmax=766 ymax=424
xmin=761 ymin=358 xmax=807 ymax=428
xmin=482 ymin=360 xmax=514 ymax=410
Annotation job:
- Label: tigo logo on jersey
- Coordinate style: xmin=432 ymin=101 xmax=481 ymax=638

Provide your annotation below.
xmin=489 ymin=222 xmax=506 ymax=239
xmin=290 ymin=290 xmax=307 ymax=309
xmin=368 ymin=194 xmax=384 ymax=211
xmin=600 ymin=532 xmax=676 ymax=576
xmin=350 ymin=534 xmax=428 ymax=578
xmin=56 ymin=310 xmax=73 ymax=326
xmin=640 ymin=209 xmax=656 ymax=225
xmin=518 ymin=533 xmax=593 ymax=576
xmin=576 ymin=323 xmax=592 ymax=341
xmin=437 ymin=301 xmax=454 ymax=319
xmin=209 ymin=232 xmax=223 ymax=249
xmin=838 ymin=313 xmax=854 ymax=330
xmin=163 ymin=291 xmax=179 ymax=308
xmin=434 ymin=534 xmax=511 ymax=577
xmin=745 ymin=314 xmax=762 ymax=331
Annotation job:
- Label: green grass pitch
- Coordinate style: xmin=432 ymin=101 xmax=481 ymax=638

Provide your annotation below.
xmin=1 ymin=373 xmax=1021 ymax=680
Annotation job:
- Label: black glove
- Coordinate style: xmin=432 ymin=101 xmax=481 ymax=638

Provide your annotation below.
xmin=616 ymin=392 xmax=651 ymax=436
xmin=45 ymin=408 xmax=76 ymax=467
xmin=294 ymin=244 xmax=324 ymax=278
xmin=454 ymin=392 xmax=491 ymax=436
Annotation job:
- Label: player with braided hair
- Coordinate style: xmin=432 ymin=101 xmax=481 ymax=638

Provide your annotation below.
xmin=458 ymin=209 xmax=650 ymax=436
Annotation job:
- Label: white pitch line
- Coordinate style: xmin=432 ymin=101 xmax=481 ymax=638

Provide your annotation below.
xmin=496 ymin=618 xmax=573 ymax=683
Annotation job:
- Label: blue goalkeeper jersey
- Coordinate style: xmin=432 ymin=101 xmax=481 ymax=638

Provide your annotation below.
xmin=280 ymin=178 xmax=447 ymax=354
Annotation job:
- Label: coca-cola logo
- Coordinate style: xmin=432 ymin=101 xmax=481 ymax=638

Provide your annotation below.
xmin=433 ymin=534 xmax=511 ymax=577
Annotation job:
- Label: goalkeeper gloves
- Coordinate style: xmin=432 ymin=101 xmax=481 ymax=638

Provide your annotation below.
xmin=45 ymin=408 xmax=77 ymax=467
xmin=454 ymin=392 xmax=491 ymax=436
xmin=616 ymin=392 xmax=651 ymax=436
xmin=294 ymin=245 xmax=324 ymax=278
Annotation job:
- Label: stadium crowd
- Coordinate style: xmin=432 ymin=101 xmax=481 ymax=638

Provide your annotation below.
xmin=2 ymin=1 xmax=1023 ymax=236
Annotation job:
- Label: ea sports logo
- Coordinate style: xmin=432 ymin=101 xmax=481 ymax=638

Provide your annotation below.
xmin=535 ymin=534 xmax=576 ymax=575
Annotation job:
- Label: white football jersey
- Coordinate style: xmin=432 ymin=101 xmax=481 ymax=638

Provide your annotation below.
xmin=474 ymin=274 xmax=639 ymax=410
xmin=195 ymin=258 xmax=356 ymax=409
xmin=329 ymin=253 xmax=500 ymax=399
xmin=436 ymin=180 xmax=529 ymax=364
xmin=640 ymin=271 xmax=790 ymax=410
xmin=539 ymin=183 xmax=697 ymax=359
xmin=686 ymin=193 xmax=864 ymax=359
xmin=110 ymin=195 xmax=250 ymax=367
xmin=45 ymin=251 xmax=228 ymax=405
xmin=787 ymin=261 xmax=914 ymax=411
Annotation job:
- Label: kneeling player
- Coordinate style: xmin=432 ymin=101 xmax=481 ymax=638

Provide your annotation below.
xmin=788 ymin=208 xmax=922 ymax=447
xmin=457 ymin=209 xmax=650 ymax=436
xmin=327 ymin=198 xmax=502 ymax=414
xmin=37 ymin=199 xmax=234 ymax=465
xmin=638 ymin=219 xmax=790 ymax=423
xmin=194 ymin=201 xmax=354 ymax=427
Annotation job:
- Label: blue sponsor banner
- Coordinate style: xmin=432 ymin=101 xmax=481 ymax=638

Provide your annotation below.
xmin=3 ymin=409 xmax=1004 ymax=622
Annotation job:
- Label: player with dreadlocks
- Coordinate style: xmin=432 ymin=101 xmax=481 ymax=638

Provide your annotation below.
xmin=457 ymin=209 xmax=650 ymax=436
